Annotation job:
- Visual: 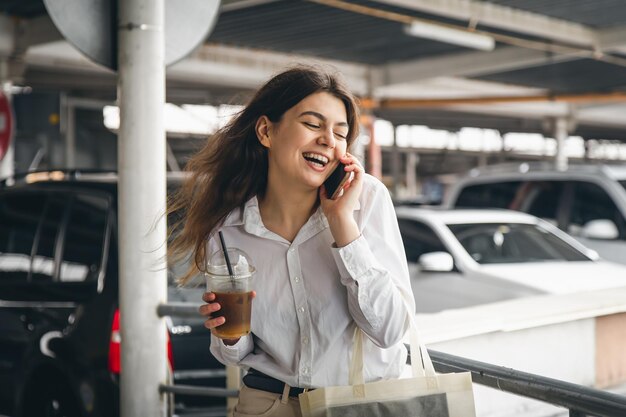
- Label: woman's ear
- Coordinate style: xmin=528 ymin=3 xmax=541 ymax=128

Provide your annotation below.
xmin=255 ymin=116 xmax=272 ymax=148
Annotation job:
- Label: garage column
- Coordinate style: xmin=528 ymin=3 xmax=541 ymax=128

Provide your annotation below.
xmin=391 ymin=123 xmax=400 ymax=198
xmin=554 ymin=117 xmax=569 ymax=172
xmin=362 ymin=114 xmax=382 ymax=179
xmin=59 ymin=93 xmax=75 ymax=169
xmin=117 ymin=0 xmax=168 ymax=416
xmin=406 ymin=151 xmax=419 ymax=197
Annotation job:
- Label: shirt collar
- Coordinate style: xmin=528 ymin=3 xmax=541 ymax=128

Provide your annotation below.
xmin=221 ymin=195 xmax=361 ymax=239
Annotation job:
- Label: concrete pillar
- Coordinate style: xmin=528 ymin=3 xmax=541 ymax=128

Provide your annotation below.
xmin=391 ymin=124 xmax=401 ymax=198
xmin=406 ymin=151 xmax=419 ymax=197
xmin=554 ymin=117 xmax=568 ymax=172
xmin=59 ymin=93 xmax=76 ymax=169
xmin=478 ymin=153 xmax=488 ymax=167
xmin=60 ymin=93 xmax=76 ymax=169
xmin=363 ymin=114 xmax=382 ymax=179
xmin=117 ymin=1 xmax=168 ymax=416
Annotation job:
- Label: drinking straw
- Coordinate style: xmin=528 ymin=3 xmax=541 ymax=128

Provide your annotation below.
xmin=218 ymin=231 xmax=234 ymax=276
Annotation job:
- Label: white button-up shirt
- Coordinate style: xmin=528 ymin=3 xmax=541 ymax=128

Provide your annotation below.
xmin=209 ymin=174 xmax=415 ymax=388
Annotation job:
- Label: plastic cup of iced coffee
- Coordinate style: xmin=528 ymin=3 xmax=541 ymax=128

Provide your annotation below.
xmin=205 ymin=248 xmax=255 ymax=339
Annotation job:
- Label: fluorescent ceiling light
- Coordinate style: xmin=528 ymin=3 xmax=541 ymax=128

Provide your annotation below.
xmin=404 ymin=21 xmax=495 ymax=51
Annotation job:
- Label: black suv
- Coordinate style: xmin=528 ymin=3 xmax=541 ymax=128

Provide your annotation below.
xmin=0 ymin=171 xmax=225 ymax=417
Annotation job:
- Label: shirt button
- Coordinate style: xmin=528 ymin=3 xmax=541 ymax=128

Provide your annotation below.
xmin=289 ymin=248 xmax=295 ymax=253
xmin=302 ymin=337 xmax=309 ymax=344
xmin=298 ymin=306 xmax=305 ymax=313
xmin=303 ymin=367 xmax=310 ymax=375
xmin=294 ymin=276 xmax=300 ymax=283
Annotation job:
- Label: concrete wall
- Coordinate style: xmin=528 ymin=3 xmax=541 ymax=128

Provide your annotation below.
xmin=415 ymin=287 xmax=626 ymax=417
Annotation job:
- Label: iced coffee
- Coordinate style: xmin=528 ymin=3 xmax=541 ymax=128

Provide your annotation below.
xmin=205 ymin=248 xmax=255 ymax=339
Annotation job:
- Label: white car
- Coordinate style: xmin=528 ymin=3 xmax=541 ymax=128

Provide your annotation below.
xmin=395 ymin=207 xmax=626 ymax=313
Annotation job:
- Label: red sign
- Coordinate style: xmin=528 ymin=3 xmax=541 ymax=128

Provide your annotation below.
xmin=0 ymin=91 xmax=13 ymax=161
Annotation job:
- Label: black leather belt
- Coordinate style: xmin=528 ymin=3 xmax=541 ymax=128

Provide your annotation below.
xmin=242 ymin=369 xmax=312 ymax=397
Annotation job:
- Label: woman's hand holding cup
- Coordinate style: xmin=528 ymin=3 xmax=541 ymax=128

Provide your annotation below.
xmin=200 ymin=291 xmax=256 ymax=346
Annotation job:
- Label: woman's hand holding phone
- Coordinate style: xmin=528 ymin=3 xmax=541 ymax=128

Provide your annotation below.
xmin=320 ymin=153 xmax=363 ymax=247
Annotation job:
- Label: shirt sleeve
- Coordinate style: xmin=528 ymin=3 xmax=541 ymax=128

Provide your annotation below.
xmin=331 ymin=178 xmax=415 ymax=348
xmin=209 ymin=333 xmax=254 ymax=366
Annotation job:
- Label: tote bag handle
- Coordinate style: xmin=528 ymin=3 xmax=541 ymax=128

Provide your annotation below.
xmin=349 ymin=312 xmax=437 ymax=385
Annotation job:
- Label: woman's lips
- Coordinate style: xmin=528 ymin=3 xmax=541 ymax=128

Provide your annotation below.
xmin=304 ymin=157 xmax=327 ymax=172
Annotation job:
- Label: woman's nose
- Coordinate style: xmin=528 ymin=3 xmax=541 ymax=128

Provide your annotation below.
xmin=317 ymin=128 xmax=335 ymax=149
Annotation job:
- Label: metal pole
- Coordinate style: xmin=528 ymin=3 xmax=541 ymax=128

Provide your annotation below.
xmin=555 ymin=117 xmax=568 ymax=172
xmin=118 ymin=0 xmax=167 ymax=416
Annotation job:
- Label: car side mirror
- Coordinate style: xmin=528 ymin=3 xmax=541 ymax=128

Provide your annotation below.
xmin=585 ymin=249 xmax=600 ymax=261
xmin=418 ymin=252 xmax=454 ymax=272
xmin=581 ymin=219 xmax=619 ymax=240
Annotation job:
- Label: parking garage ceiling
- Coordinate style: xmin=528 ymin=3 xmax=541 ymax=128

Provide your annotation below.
xmin=1 ymin=0 xmax=626 ymax=139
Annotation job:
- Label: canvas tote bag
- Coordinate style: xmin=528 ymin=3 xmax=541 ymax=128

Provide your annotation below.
xmin=299 ymin=315 xmax=476 ymax=417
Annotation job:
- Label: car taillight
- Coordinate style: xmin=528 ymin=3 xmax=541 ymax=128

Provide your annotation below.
xmin=167 ymin=332 xmax=174 ymax=370
xmin=108 ymin=309 xmax=174 ymax=374
xmin=108 ymin=309 xmax=121 ymax=374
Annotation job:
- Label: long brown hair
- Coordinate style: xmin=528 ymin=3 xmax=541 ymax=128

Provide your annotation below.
xmin=168 ymin=65 xmax=360 ymax=284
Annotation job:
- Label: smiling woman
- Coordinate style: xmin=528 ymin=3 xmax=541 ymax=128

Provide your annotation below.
xmin=255 ymin=91 xmax=349 ymax=198
xmin=167 ymin=65 xmax=416 ymax=417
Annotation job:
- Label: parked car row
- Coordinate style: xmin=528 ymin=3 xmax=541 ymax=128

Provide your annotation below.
xmin=396 ymin=206 xmax=626 ymax=313
xmin=0 ymin=171 xmax=223 ymax=417
xmin=444 ymin=162 xmax=626 ymax=265
xmin=2 ymin=166 xmax=625 ymax=416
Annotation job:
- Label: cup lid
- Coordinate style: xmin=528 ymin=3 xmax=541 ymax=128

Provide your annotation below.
xmin=206 ymin=247 xmax=255 ymax=278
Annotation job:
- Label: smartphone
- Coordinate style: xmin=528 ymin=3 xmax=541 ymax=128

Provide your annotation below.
xmin=324 ymin=162 xmax=351 ymax=200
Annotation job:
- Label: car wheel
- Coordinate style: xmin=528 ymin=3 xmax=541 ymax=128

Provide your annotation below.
xmin=21 ymin=378 xmax=82 ymax=417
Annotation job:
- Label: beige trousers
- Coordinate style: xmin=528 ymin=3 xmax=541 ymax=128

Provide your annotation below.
xmin=233 ymin=383 xmax=303 ymax=417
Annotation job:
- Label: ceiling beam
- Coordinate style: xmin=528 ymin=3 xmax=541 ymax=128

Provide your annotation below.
xmin=373 ymin=23 xmax=626 ymax=90
xmin=364 ymin=92 xmax=626 ymax=109
xmin=598 ymin=26 xmax=626 ymax=52
xmin=439 ymin=102 xmax=626 ymax=130
xmin=220 ymin=0 xmax=282 ymax=12
xmin=373 ymin=0 xmax=596 ymax=47
xmin=372 ymin=94 xmax=626 ymax=131
xmin=171 ymin=44 xmax=370 ymax=95
xmin=372 ymin=47 xmax=579 ymax=89
xmin=25 ymin=41 xmax=371 ymax=96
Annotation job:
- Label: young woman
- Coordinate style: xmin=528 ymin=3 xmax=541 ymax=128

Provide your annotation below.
xmin=168 ymin=66 xmax=415 ymax=417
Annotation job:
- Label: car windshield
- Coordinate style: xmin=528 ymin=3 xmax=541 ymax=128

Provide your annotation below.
xmin=447 ymin=223 xmax=590 ymax=264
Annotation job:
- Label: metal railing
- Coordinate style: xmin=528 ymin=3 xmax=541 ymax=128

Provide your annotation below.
xmin=159 ymin=302 xmax=626 ymax=417
xmin=427 ymin=350 xmax=626 ymax=417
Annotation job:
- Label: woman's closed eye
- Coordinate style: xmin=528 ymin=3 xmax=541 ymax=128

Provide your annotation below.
xmin=333 ymin=131 xmax=347 ymax=140
xmin=303 ymin=121 xmax=347 ymax=140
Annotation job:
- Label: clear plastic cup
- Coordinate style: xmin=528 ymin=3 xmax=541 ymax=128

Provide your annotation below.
xmin=205 ymin=248 xmax=255 ymax=339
